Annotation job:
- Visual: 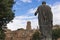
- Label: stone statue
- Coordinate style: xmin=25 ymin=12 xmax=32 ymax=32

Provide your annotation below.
xmin=35 ymin=1 xmax=53 ymax=40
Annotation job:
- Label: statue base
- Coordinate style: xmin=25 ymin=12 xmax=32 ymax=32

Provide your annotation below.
xmin=40 ymin=35 xmax=52 ymax=40
xmin=41 ymin=38 xmax=52 ymax=40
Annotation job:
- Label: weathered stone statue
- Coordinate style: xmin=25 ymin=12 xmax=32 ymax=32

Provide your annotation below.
xmin=35 ymin=1 xmax=53 ymax=40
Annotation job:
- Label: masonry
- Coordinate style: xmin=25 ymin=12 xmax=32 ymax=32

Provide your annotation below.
xmin=4 ymin=21 xmax=39 ymax=40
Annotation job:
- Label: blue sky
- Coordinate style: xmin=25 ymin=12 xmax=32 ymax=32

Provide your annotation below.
xmin=7 ymin=0 xmax=60 ymax=30
xmin=13 ymin=0 xmax=60 ymax=16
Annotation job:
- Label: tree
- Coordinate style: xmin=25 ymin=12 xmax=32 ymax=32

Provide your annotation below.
xmin=0 ymin=0 xmax=15 ymax=40
xmin=52 ymin=28 xmax=60 ymax=40
xmin=31 ymin=30 xmax=41 ymax=40
xmin=0 ymin=0 xmax=15 ymax=23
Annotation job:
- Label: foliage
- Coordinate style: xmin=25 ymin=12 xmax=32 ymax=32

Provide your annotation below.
xmin=31 ymin=30 xmax=41 ymax=40
xmin=52 ymin=28 xmax=60 ymax=40
xmin=31 ymin=28 xmax=60 ymax=40
xmin=0 ymin=0 xmax=15 ymax=23
xmin=0 ymin=28 xmax=5 ymax=40
xmin=0 ymin=0 xmax=15 ymax=40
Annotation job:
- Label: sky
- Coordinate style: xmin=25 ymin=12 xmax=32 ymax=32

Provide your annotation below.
xmin=7 ymin=0 xmax=60 ymax=30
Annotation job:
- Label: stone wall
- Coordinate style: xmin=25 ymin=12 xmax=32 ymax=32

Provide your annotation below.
xmin=4 ymin=21 xmax=37 ymax=40
xmin=5 ymin=29 xmax=36 ymax=40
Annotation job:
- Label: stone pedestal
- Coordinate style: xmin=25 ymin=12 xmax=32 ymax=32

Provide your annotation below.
xmin=41 ymin=37 xmax=52 ymax=40
xmin=40 ymin=36 xmax=52 ymax=40
xmin=46 ymin=38 xmax=52 ymax=40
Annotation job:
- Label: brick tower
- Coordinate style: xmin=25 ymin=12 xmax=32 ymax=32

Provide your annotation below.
xmin=26 ymin=21 xmax=31 ymax=30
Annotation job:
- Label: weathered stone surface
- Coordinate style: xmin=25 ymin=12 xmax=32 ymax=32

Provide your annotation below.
xmin=4 ymin=21 xmax=37 ymax=40
xmin=5 ymin=29 xmax=36 ymax=40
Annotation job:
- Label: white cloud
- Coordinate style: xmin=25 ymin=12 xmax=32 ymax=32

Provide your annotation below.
xmin=27 ymin=8 xmax=37 ymax=14
xmin=7 ymin=2 xmax=60 ymax=30
xmin=15 ymin=16 xmax=37 ymax=19
xmin=7 ymin=16 xmax=38 ymax=30
xmin=20 ymin=0 xmax=32 ymax=3
xmin=51 ymin=3 xmax=60 ymax=25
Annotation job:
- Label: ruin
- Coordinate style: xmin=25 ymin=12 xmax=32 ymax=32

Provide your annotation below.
xmin=4 ymin=21 xmax=39 ymax=40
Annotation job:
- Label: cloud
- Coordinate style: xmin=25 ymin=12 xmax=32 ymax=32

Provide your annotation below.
xmin=7 ymin=16 xmax=38 ymax=30
xmin=47 ymin=2 xmax=60 ymax=24
xmin=27 ymin=8 xmax=37 ymax=14
xmin=7 ymin=2 xmax=60 ymax=30
xmin=15 ymin=16 xmax=37 ymax=19
xmin=27 ymin=3 xmax=60 ymax=25
xmin=51 ymin=3 xmax=60 ymax=25
xmin=20 ymin=0 xmax=32 ymax=3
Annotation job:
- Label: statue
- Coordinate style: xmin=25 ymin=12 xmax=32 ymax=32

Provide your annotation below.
xmin=35 ymin=1 xmax=53 ymax=40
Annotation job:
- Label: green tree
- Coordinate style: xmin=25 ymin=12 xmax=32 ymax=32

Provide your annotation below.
xmin=52 ymin=28 xmax=60 ymax=40
xmin=0 ymin=0 xmax=15 ymax=40
xmin=31 ymin=30 xmax=41 ymax=40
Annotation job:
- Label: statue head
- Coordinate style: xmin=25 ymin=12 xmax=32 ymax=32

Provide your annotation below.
xmin=42 ymin=1 xmax=46 ymax=5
